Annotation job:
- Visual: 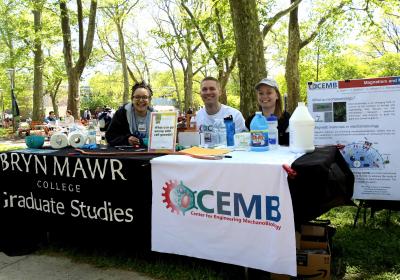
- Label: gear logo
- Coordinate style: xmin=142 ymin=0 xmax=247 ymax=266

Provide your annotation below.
xmin=162 ymin=180 xmax=197 ymax=215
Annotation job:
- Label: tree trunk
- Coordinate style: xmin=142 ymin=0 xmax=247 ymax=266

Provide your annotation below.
xmin=229 ymin=0 xmax=266 ymax=119
xmin=218 ymin=70 xmax=228 ymax=105
xmin=60 ymin=0 xmax=97 ymax=119
xmin=32 ymin=6 xmax=44 ymax=122
xmin=116 ymin=22 xmax=130 ymax=104
xmin=183 ymin=67 xmax=193 ymax=113
xmin=184 ymin=33 xmax=194 ymax=112
xmin=170 ymin=63 xmax=182 ymax=112
xmin=67 ymin=70 xmax=80 ymax=118
xmin=49 ymin=79 xmax=62 ymax=117
xmin=50 ymin=94 xmax=58 ymax=117
xmin=285 ymin=2 xmax=301 ymax=114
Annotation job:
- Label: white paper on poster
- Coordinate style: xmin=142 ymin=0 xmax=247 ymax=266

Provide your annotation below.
xmin=148 ymin=112 xmax=177 ymax=152
xmin=307 ymin=77 xmax=400 ymax=200
xmin=150 ymin=150 xmax=297 ymax=276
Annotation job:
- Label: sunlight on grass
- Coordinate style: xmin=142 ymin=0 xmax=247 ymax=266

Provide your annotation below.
xmin=0 ymin=144 xmax=24 ymax=152
xmin=324 ymin=206 xmax=400 ymax=280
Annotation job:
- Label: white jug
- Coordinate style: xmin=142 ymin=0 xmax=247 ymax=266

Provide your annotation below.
xmin=289 ymin=102 xmax=315 ymax=153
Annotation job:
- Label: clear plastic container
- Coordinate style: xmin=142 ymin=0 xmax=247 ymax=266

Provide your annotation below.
xmin=189 ymin=116 xmax=196 ymax=130
xmin=250 ymin=112 xmax=269 ymax=152
xmin=214 ymin=119 xmax=227 ymax=146
xmin=266 ymin=114 xmax=279 ymax=149
xmin=87 ymin=120 xmax=97 ymax=145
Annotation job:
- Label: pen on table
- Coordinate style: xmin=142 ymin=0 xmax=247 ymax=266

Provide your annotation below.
xmin=224 ymin=155 xmax=232 ymax=158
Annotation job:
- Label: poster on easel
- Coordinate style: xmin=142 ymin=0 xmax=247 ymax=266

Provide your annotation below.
xmin=148 ymin=111 xmax=177 ymax=153
xmin=307 ymin=76 xmax=400 ymax=200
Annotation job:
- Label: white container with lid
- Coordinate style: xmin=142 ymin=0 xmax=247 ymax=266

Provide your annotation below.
xmin=289 ymin=102 xmax=315 ymax=153
xmin=266 ymin=114 xmax=279 ymax=149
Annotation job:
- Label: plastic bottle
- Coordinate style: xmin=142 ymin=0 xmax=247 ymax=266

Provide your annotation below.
xmin=224 ymin=115 xmax=235 ymax=147
xmin=250 ymin=112 xmax=269 ymax=152
xmin=210 ymin=121 xmax=220 ymax=147
xmin=215 ymin=119 xmax=227 ymax=146
xmin=189 ymin=115 xmax=197 ymax=130
xmin=266 ymin=114 xmax=279 ymax=149
xmin=289 ymin=102 xmax=315 ymax=153
xmin=87 ymin=120 xmax=97 ymax=145
xmin=95 ymin=124 xmax=102 ymax=145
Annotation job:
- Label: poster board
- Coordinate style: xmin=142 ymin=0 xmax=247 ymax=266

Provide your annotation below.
xmin=148 ymin=111 xmax=177 ymax=152
xmin=307 ymin=77 xmax=400 ymax=200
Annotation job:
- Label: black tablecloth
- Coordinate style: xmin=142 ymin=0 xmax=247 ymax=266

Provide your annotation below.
xmin=288 ymin=146 xmax=355 ymax=226
xmin=0 ymin=146 xmax=354 ymax=254
xmin=0 ymin=148 xmax=163 ymax=254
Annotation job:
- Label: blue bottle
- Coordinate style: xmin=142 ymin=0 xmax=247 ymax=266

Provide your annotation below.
xmin=250 ymin=112 xmax=269 ymax=152
xmin=224 ymin=115 xmax=235 ymax=147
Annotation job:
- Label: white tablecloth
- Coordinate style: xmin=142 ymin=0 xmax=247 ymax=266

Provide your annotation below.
xmin=151 ymin=147 xmax=302 ymax=276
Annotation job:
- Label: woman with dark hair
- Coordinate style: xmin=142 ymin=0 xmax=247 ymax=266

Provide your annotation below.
xmin=65 ymin=109 xmax=74 ymax=124
xmin=245 ymin=78 xmax=290 ymax=145
xmin=106 ymin=81 xmax=153 ymax=146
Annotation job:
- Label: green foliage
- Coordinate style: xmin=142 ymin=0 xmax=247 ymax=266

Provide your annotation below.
xmin=86 ymin=72 xmax=124 ymax=110
xmin=370 ymin=53 xmax=400 ymax=77
xmin=151 ymin=70 xmax=184 ymax=99
xmin=149 ymin=70 xmax=202 ymax=110
xmin=225 ymin=70 xmax=240 ymax=109
xmin=0 ymin=0 xmax=400 ymax=125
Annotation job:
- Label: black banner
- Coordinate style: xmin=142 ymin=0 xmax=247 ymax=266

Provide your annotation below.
xmin=0 ymin=149 xmax=160 ymax=253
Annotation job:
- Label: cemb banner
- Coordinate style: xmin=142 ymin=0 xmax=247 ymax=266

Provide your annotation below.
xmin=151 ymin=154 xmax=296 ymax=276
xmin=307 ymin=77 xmax=400 ymax=200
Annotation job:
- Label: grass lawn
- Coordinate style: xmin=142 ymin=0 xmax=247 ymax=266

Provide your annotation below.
xmin=0 ymin=144 xmax=24 ymax=151
xmin=0 ymin=128 xmax=25 ymax=151
xmin=324 ymin=206 xmax=400 ymax=280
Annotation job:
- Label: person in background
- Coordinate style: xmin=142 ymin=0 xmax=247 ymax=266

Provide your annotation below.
xmin=83 ymin=108 xmax=91 ymax=120
xmin=245 ymin=77 xmax=290 ymax=145
xmin=65 ymin=109 xmax=74 ymax=125
xmin=4 ymin=117 xmax=11 ymax=128
xmin=94 ymin=106 xmax=103 ymax=119
xmin=195 ymin=76 xmax=247 ymax=145
xmin=98 ymin=106 xmax=114 ymax=132
xmin=44 ymin=111 xmax=57 ymax=124
xmin=106 ymin=81 xmax=153 ymax=147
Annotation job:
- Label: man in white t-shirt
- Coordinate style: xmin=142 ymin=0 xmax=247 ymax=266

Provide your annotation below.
xmin=195 ymin=77 xmax=247 ymax=145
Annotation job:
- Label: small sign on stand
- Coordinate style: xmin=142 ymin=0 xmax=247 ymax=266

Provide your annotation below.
xmin=148 ymin=111 xmax=177 ymax=152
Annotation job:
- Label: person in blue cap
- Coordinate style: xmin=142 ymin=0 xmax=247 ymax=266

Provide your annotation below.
xmin=245 ymin=77 xmax=290 ymax=145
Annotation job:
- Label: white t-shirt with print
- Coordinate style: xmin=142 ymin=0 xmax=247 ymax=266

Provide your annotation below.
xmin=195 ymin=104 xmax=247 ymax=145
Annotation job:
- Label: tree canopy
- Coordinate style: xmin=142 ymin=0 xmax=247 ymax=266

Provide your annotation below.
xmin=0 ymin=0 xmax=398 ymax=122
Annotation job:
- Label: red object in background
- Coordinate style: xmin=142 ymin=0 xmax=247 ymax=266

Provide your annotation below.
xmin=282 ymin=163 xmax=297 ymax=179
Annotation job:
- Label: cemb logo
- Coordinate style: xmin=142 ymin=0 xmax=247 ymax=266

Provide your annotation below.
xmin=161 ymin=180 xmax=281 ymax=222
xmin=162 ymin=180 xmax=197 ymax=215
xmin=308 ymin=81 xmax=338 ymax=90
